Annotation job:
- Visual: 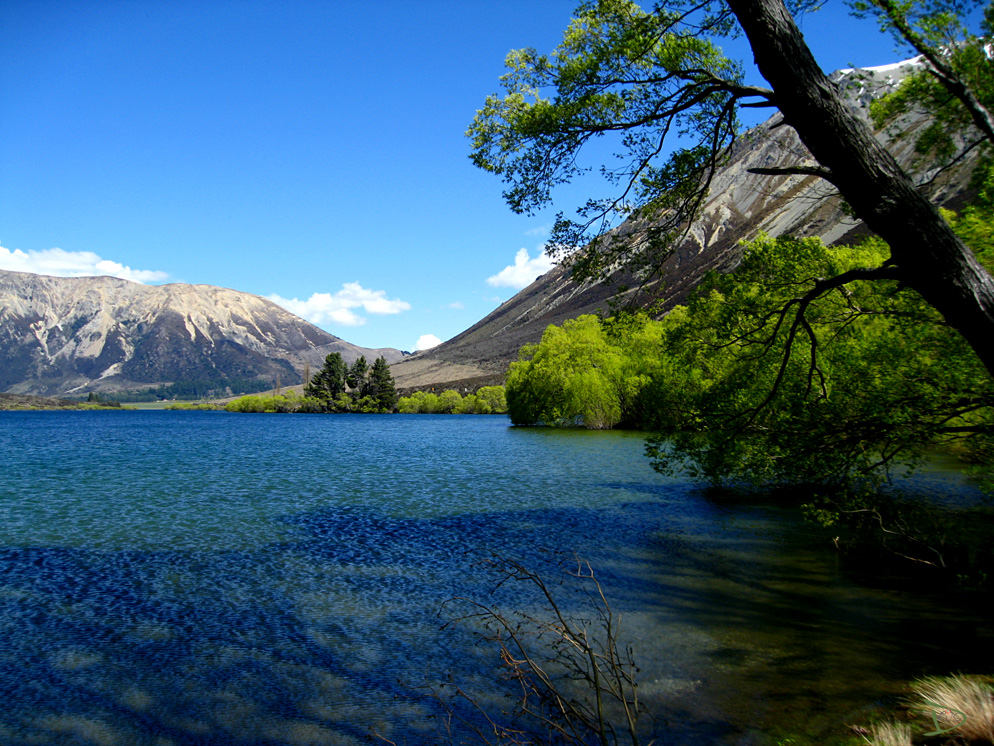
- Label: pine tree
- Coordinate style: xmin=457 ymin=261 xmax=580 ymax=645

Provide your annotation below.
xmin=367 ymin=356 xmax=397 ymax=412
xmin=347 ymin=356 xmax=369 ymax=393
xmin=305 ymin=353 xmax=347 ymax=407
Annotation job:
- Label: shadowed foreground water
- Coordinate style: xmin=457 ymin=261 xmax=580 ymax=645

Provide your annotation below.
xmin=0 ymin=411 xmax=989 ymax=746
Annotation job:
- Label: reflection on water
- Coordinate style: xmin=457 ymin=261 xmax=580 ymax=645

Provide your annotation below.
xmin=0 ymin=412 xmax=989 ymax=745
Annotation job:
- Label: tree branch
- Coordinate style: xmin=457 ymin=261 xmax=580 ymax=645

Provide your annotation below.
xmin=872 ymin=0 xmax=994 ymax=145
xmin=731 ymin=263 xmax=906 ymax=428
xmin=918 ymin=135 xmax=988 ymax=188
xmin=748 ymin=165 xmax=838 ymax=185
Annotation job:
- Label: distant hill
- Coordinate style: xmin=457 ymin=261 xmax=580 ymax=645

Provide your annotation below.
xmin=0 ymin=270 xmax=407 ymax=398
xmin=0 ymin=392 xmax=96 ymax=410
xmin=391 ymin=59 xmax=976 ymax=392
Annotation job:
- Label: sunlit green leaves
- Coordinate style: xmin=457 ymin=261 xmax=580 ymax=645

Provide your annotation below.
xmin=506 ymin=312 xmax=664 ymax=428
xmin=850 ymin=0 xmax=980 ymax=50
xmin=863 ymin=0 xmax=994 ymax=171
xmin=509 ymin=220 xmax=993 ymax=492
xmin=396 ymin=386 xmax=508 ymax=414
xmin=646 ymin=226 xmax=994 ymax=490
xmin=468 ymin=0 xmax=753 ymax=280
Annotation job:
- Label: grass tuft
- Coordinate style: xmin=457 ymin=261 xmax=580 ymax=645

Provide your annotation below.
xmin=910 ymin=674 xmax=994 ymax=743
xmin=868 ymin=720 xmax=912 ymax=746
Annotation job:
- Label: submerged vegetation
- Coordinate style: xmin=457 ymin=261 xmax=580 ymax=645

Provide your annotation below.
xmin=431 ymin=558 xmax=994 ymax=746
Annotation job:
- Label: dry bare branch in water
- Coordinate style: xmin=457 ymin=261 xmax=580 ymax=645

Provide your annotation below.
xmin=425 ymin=554 xmax=653 ymax=746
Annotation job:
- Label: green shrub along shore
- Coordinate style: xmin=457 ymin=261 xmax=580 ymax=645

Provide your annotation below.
xmin=396 ymin=385 xmax=507 ymax=414
xmin=167 ymin=352 xmax=508 ymax=415
xmin=213 ymin=385 xmax=508 ymax=414
xmin=166 ymin=382 xmax=509 ymax=415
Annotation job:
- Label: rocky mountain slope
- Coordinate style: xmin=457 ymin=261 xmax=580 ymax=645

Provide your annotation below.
xmin=391 ymin=59 xmax=976 ymax=391
xmin=0 ymin=270 xmax=406 ymax=397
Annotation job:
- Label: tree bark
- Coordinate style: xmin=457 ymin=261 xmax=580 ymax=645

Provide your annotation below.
xmin=728 ymin=0 xmax=994 ymax=377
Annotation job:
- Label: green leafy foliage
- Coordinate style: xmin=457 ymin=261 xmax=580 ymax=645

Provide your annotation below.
xmin=396 ymin=386 xmax=509 ymax=415
xmin=865 ymin=0 xmax=994 ymax=175
xmin=506 ymin=222 xmax=993 ymax=491
xmin=164 ymin=401 xmax=224 ymax=411
xmin=346 ymin=356 xmax=369 ymax=391
xmin=475 ymin=385 xmax=509 ymax=414
xmin=438 ymin=389 xmax=463 ymax=414
xmin=506 ymin=226 xmax=994 ymax=572
xmin=643 ymin=224 xmax=994 ymax=492
xmin=506 ymin=313 xmax=663 ymax=428
xmin=473 ymin=0 xmax=994 ymax=385
xmin=224 ymin=389 xmax=324 ymax=413
xmin=479 ymin=0 xmax=994 ymax=575
xmin=305 ymin=353 xmax=348 ymax=403
xmin=468 ymin=0 xmax=748 ymax=281
xmin=398 ymin=391 xmax=440 ymax=414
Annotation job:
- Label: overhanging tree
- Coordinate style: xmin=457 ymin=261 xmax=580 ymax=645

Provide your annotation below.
xmin=469 ymin=0 xmax=994 ymax=377
xmin=643 ymin=228 xmax=994 ymax=489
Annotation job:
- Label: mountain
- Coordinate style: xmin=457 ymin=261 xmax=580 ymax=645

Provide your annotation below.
xmin=0 ymin=270 xmax=407 ymax=398
xmin=391 ymin=58 xmax=977 ymax=392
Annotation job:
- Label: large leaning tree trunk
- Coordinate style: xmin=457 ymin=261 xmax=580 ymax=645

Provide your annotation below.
xmin=728 ymin=0 xmax=994 ymax=378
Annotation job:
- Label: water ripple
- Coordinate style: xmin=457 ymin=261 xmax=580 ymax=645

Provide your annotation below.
xmin=0 ymin=412 xmax=989 ymax=746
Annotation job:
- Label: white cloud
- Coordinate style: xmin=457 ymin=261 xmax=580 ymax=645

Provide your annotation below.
xmin=525 ymin=224 xmax=551 ymax=237
xmin=486 ymin=247 xmax=555 ymax=289
xmin=268 ymin=282 xmax=412 ymax=328
xmin=446 ymin=301 xmax=465 ymax=309
xmin=415 ymin=334 xmax=442 ymax=351
xmin=0 ymin=243 xmax=169 ymax=283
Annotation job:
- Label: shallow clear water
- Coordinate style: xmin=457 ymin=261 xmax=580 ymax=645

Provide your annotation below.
xmin=0 ymin=411 xmax=989 ymax=746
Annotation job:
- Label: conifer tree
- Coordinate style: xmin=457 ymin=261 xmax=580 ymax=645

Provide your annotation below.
xmin=305 ymin=352 xmax=347 ymax=406
xmin=347 ymin=356 xmax=369 ymax=393
xmin=368 ymin=356 xmax=398 ymax=412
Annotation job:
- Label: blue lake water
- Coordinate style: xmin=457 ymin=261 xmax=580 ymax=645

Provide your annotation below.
xmin=0 ymin=411 xmax=989 ymax=745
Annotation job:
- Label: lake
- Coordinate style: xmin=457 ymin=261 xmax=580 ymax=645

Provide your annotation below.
xmin=0 ymin=411 xmax=989 ymax=746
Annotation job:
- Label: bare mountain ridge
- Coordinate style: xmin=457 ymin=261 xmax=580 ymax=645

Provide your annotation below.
xmin=0 ymin=270 xmax=407 ymax=397
xmin=391 ymin=59 xmax=975 ymax=391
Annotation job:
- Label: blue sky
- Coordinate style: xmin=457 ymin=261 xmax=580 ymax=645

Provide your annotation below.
xmin=1 ymin=1 xmax=911 ymax=352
